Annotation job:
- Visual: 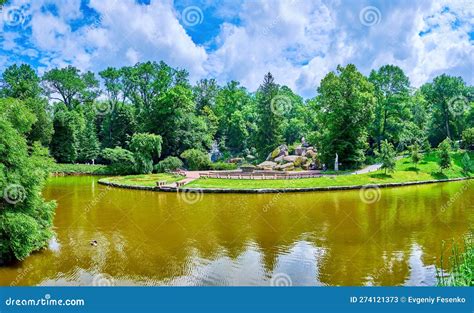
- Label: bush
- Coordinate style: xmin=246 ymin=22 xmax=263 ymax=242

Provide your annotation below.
xmin=210 ymin=162 xmax=238 ymax=171
xmin=155 ymin=156 xmax=183 ymax=173
xmin=102 ymin=147 xmax=136 ymax=175
xmin=180 ymin=149 xmax=210 ymax=170
xmin=462 ymin=128 xmax=474 ymax=149
xmin=438 ymin=138 xmax=452 ymax=173
xmin=461 ymin=152 xmax=472 ymax=173
xmin=0 ymin=98 xmax=56 ymax=264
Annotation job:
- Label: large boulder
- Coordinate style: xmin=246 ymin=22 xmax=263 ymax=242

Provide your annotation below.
xmin=275 ymin=162 xmax=295 ymax=171
xmin=257 ymin=161 xmax=277 ymax=170
xmin=274 ymin=155 xmax=285 ymax=163
xmin=266 ymin=144 xmax=288 ymax=161
xmin=283 ymin=155 xmax=301 ymax=163
xmin=295 ymin=146 xmax=304 ymax=156
xmin=306 ymin=149 xmax=316 ymax=157
xmin=294 ymin=156 xmax=307 ymax=167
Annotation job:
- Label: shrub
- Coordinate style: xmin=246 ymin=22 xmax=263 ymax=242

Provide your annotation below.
xmin=102 ymin=147 xmax=136 ymax=174
xmin=438 ymin=138 xmax=452 ymax=173
xmin=180 ymin=149 xmax=210 ymax=170
xmin=210 ymin=162 xmax=238 ymax=171
xmin=0 ymin=98 xmax=56 ymax=263
xmin=155 ymin=156 xmax=183 ymax=173
xmin=462 ymin=128 xmax=474 ymax=149
xmin=461 ymin=152 xmax=472 ymax=173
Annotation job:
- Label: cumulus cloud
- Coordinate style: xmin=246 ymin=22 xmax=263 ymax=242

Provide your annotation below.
xmin=0 ymin=0 xmax=472 ymax=97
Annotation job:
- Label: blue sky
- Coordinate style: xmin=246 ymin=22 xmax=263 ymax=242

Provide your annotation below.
xmin=0 ymin=0 xmax=473 ymax=97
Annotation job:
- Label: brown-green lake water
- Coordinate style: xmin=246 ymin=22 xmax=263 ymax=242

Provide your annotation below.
xmin=0 ymin=176 xmax=472 ymax=286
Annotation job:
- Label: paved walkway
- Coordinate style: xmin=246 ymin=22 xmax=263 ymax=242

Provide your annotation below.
xmin=161 ymin=171 xmax=209 ymax=188
xmin=351 ymin=163 xmax=382 ymax=175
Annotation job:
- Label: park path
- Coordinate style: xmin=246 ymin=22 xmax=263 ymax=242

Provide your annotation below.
xmin=162 ymin=170 xmax=208 ymax=188
xmin=351 ymin=163 xmax=382 ymax=175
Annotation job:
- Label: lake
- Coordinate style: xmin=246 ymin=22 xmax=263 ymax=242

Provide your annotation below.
xmin=0 ymin=176 xmax=472 ymax=286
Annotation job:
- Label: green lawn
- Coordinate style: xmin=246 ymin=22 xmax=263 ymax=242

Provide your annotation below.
xmin=99 ymin=173 xmax=183 ymax=187
xmin=49 ymin=163 xmax=111 ymax=175
xmin=186 ymin=151 xmax=472 ymax=190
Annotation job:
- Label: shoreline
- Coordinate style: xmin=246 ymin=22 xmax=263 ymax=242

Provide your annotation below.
xmin=97 ymin=176 xmax=473 ymax=194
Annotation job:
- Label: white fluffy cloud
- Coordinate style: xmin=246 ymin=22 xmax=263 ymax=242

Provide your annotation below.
xmin=1 ymin=0 xmax=472 ymax=97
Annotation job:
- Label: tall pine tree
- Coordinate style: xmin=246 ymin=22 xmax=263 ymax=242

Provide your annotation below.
xmin=255 ymin=73 xmax=282 ymax=160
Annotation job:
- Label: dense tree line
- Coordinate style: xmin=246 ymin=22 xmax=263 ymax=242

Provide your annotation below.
xmin=0 ymin=61 xmax=472 ymax=171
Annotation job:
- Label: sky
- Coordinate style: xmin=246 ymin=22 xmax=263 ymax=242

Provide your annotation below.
xmin=0 ymin=0 xmax=473 ymax=98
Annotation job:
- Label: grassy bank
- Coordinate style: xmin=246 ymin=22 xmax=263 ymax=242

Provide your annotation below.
xmin=437 ymin=237 xmax=473 ymax=286
xmin=49 ymin=163 xmax=111 ymax=175
xmin=186 ymin=152 xmax=472 ymax=189
xmin=99 ymin=173 xmax=183 ymax=187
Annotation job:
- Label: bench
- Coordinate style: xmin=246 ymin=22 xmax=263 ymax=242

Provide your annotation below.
xmin=175 ymin=181 xmax=186 ymax=188
xmin=156 ymin=181 xmax=167 ymax=187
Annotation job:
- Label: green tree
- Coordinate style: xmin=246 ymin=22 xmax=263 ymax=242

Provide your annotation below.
xmin=77 ymin=108 xmax=100 ymax=163
xmin=129 ymin=133 xmax=162 ymax=174
xmin=1 ymin=64 xmax=42 ymax=99
xmin=102 ymin=147 xmax=136 ymax=175
xmin=461 ymin=152 xmax=471 ymax=174
xmin=255 ymin=73 xmax=282 ymax=160
xmin=193 ymin=78 xmax=219 ymax=112
xmin=180 ymin=149 xmax=210 ymax=170
xmin=438 ymin=138 xmax=452 ymax=173
xmin=1 ymin=64 xmax=53 ymax=146
xmin=49 ymin=105 xmax=81 ymax=163
xmin=155 ymin=156 xmax=183 ymax=173
xmin=214 ymin=81 xmax=256 ymax=153
xmin=369 ymin=65 xmax=410 ymax=151
xmin=377 ymin=140 xmax=396 ymax=174
xmin=149 ymin=85 xmax=212 ymax=156
xmin=315 ymin=64 xmax=375 ymax=168
xmin=462 ymin=127 xmax=474 ymax=149
xmin=0 ymin=98 xmax=56 ymax=263
xmin=42 ymin=66 xmax=99 ymax=108
xmin=410 ymin=143 xmax=421 ymax=170
xmin=421 ymin=75 xmax=470 ymax=145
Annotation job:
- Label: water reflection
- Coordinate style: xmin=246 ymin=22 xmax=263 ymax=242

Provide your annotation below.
xmin=0 ymin=176 xmax=472 ymax=286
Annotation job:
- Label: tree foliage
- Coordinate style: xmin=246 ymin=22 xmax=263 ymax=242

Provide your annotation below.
xmin=180 ymin=149 xmax=210 ymax=170
xmin=129 ymin=133 xmax=162 ymax=174
xmin=377 ymin=140 xmax=396 ymax=174
xmin=438 ymin=138 xmax=452 ymax=173
xmin=0 ymin=98 xmax=56 ymax=263
xmin=315 ymin=64 xmax=375 ymax=168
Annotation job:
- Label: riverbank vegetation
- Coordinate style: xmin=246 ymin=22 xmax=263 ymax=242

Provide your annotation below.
xmin=437 ymin=237 xmax=473 ymax=286
xmin=0 ymin=60 xmax=473 ymax=262
xmin=99 ymin=174 xmax=182 ymax=187
xmin=49 ymin=163 xmax=110 ymax=175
